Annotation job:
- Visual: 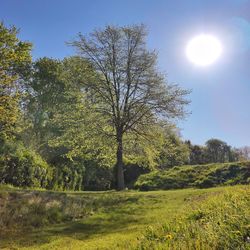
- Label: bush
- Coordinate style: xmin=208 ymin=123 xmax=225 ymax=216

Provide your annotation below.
xmin=195 ymin=176 xmax=215 ymax=188
xmin=0 ymin=140 xmax=53 ymax=188
xmin=83 ymin=162 xmax=113 ymax=191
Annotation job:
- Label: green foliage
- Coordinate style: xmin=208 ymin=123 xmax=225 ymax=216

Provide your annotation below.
xmin=49 ymin=159 xmax=84 ymax=191
xmin=135 ymin=161 xmax=250 ymax=190
xmin=0 ymin=22 xmax=32 ymax=139
xmin=23 ymin=56 xmax=117 ymax=191
xmin=137 ymin=185 xmax=250 ymax=249
xmin=186 ymin=141 xmax=208 ymax=165
xmin=122 ymin=124 xmax=165 ymax=169
xmin=158 ymin=126 xmax=190 ymax=169
xmin=186 ymin=138 xmax=240 ymax=165
xmin=24 ymin=56 xmax=183 ymax=191
xmin=205 ymin=138 xmax=237 ymax=163
xmin=83 ymin=161 xmax=114 ymax=190
xmin=70 ymin=25 xmax=190 ymax=189
xmin=124 ymin=163 xmax=150 ymax=188
xmin=0 ymin=140 xmax=52 ymax=188
xmin=22 ymin=57 xmax=66 ymax=153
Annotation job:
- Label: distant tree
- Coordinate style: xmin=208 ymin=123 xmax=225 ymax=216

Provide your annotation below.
xmin=185 ymin=141 xmax=207 ymax=165
xmin=205 ymin=139 xmax=238 ymax=163
xmin=0 ymin=23 xmax=32 ymax=139
xmin=185 ymin=139 xmax=241 ymax=165
xmin=236 ymin=146 xmax=250 ymax=161
xmin=70 ymin=25 xmax=190 ymax=190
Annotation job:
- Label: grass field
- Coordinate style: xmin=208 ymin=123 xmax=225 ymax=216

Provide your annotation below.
xmin=1 ymin=185 xmax=249 ymax=250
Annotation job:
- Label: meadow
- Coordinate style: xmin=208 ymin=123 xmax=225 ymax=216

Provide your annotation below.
xmin=0 ymin=185 xmax=249 ymax=250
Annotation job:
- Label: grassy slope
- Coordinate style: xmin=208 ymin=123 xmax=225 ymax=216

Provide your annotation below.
xmin=135 ymin=161 xmax=250 ymax=190
xmin=0 ymin=186 xmax=243 ymax=250
xmin=137 ymin=185 xmax=250 ymax=250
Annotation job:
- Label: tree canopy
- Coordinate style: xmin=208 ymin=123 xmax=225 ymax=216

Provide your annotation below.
xmin=70 ymin=25 xmax=190 ymax=189
xmin=0 ymin=23 xmax=32 ymax=139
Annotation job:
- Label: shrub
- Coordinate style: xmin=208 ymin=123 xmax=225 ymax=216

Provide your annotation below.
xmin=0 ymin=140 xmax=53 ymax=188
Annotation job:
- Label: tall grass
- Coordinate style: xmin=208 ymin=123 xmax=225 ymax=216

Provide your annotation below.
xmin=136 ymin=185 xmax=250 ymax=250
xmin=0 ymin=190 xmax=123 ymax=233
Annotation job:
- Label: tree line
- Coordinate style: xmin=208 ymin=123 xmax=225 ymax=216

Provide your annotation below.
xmin=0 ymin=22 xmax=248 ymax=191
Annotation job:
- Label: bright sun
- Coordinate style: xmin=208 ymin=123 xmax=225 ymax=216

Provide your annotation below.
xmin=186 ymin=34 xmax=222 ymax=66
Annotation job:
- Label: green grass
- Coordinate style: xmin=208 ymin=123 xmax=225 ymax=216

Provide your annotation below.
xmin=137 ymin=185 xmax=250 ymax=250
xmin=135 ymin=161 xmax=250 ymax=190
xmin=1 ymin=185 xmax=249 ymax=249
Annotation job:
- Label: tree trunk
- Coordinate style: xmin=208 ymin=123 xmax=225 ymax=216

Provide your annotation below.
xmin=116 ymin=133 xmax=125 ymax=190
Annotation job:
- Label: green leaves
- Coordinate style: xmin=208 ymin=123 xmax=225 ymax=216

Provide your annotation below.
xmin=0 ymin=23 xmax=32 ymax=139
xmin=0 ymin=140 xmax=52 ymax=188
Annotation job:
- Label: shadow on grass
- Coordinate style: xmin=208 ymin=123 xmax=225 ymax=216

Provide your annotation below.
xmin=0 ymin=195 xmax=152 ymax=249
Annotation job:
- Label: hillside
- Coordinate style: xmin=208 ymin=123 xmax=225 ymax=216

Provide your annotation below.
xmin=135 ymin=161 xmax=250 ymax=191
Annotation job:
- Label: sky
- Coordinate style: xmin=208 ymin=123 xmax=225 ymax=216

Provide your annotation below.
xmin=1 ymin=0 xmax=250 ymax=147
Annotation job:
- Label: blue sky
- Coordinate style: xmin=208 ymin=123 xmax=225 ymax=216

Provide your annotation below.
xmin=1 ymin=0 xmax=250 ymax=147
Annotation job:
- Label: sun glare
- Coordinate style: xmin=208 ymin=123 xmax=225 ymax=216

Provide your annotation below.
xmin=186 ymin=34 xmax=222 ymax=66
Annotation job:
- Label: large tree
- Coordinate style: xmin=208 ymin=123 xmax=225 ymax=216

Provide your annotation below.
xmin=0 ymin=23 xmax=32 ymax=139
xmin=70 ymin=25 xmax=189 ymax=190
